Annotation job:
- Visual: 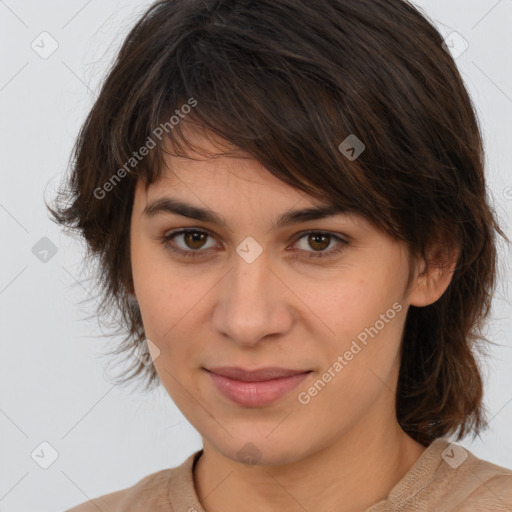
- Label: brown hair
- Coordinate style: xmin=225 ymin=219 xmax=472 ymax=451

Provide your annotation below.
xmin=46 ymin=0 xmax=509 ymax=446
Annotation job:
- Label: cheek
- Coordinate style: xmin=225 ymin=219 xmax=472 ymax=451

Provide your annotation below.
xmin=302 ymin=272 xmax=402 ymax=339
xmin=303 ymin=270 xmax=407 ymax=386
xmin=131 ymin=247 xmax=193 ymax=334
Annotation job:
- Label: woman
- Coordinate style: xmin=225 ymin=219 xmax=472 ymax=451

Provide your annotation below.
xmin=48 ymin=0 xmax=512 ymax=510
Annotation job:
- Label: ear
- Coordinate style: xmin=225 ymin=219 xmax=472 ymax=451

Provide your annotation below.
xmin=408 ymin=241 xmax=460 ymax=307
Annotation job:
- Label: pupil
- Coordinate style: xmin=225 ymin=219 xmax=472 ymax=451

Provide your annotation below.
xmin=186 ymin=232 xmax=206 ymax=249
xmin=309 ymin=234 xmax=329 ymax=251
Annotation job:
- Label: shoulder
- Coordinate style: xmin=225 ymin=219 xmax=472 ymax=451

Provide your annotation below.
xmin=65 ymin=468 xmax=173 ymax=512
xmin=458 ymin=471 xmax=512 ymax=510
xmin=438 ymin=443 xmax=512 ymax=510
xmin=390 ymin=439 xmax=512 ymax=511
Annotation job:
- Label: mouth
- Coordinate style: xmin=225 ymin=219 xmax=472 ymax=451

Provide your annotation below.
xmin=204 ymin=366 xmax=313 ymax=407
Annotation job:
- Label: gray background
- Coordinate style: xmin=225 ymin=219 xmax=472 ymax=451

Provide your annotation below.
xmin=0 ymin=1 xmax=511 ymax=511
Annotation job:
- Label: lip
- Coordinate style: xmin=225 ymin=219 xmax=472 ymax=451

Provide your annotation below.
xmin=205 ymin=367 xmax=312 ymax=407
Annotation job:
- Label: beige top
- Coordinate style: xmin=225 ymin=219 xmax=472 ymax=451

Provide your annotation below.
xmin=67 ymin=437 xmax=512 ymax=511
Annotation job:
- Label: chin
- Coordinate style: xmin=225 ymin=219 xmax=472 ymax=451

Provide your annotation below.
xmin=208 ymin=432 xmax=310 ymax=468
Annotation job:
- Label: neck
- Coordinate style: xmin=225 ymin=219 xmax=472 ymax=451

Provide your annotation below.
xmin=193 ymin=418 xmax=426 ymax=512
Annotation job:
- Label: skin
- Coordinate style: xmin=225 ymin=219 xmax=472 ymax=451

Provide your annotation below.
xmin=129 ymin=128 xmax=459 ymax=512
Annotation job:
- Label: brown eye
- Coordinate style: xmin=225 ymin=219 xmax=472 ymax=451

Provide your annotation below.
xmin=161 ymin=229 xmax=347 ymax=261
xmin=183 ymin=231 xmax=208 ymax=249
xmin=307 ymin=233 xmax=331 ymax=251
xmin=161 ymin=229 xmax=218 ymax=258
xmin=292 ymin=231 xmax=347 ymax=259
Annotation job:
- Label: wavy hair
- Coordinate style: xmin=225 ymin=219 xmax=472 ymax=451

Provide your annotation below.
xmin=46 ymin=0 xmax=508 ymax=446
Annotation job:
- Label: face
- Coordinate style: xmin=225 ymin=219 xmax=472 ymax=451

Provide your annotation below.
xmin=130 ymin=130 xmax=419 ymax=466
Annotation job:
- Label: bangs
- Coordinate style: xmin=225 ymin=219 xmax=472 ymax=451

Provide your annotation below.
xmin=107 ymin=0 xmax=424 ymax=243
xmin=46 ymin=0 xmax=506 ymax=444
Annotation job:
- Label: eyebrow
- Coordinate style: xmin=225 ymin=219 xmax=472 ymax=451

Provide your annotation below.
xmin=142 ymin=197 xmax=351 ymax=229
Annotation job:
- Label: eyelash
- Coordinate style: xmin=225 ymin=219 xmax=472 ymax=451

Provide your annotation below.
xmin=160 ymin=229 xmax=348 ymax=260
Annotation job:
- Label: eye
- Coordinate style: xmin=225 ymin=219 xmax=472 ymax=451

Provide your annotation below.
xmin=161 ymin=229 xmax=219 ymax=258
xmin=291 ymin=231 xmax=347 ymax=258
xmin=160 ymin=229 xmax=348 ymax=259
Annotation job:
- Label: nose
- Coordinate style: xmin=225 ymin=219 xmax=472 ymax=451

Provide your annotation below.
xmin=211 ymin=247 xmax=294 ymax=347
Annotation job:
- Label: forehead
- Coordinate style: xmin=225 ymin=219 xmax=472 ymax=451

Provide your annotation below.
xmin=133 ymin=126 xmax=373 ymax=233
xmin=146 ymin=155 xmax=303 ymax=203
xmin=137 ymin=127 xmax=311 ymax=206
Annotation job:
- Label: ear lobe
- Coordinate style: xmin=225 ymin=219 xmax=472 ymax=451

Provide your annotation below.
xmin=409 ymin=243 xmax=460 ymax=307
